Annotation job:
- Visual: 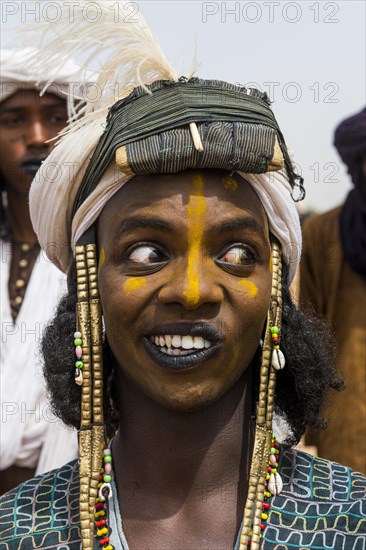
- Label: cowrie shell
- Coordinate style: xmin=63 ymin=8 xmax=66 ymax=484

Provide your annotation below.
xmin=75 ymin=368 xmax=83 ymax=386
xmin=268 ymin=472 xmax=283 ymax=496
xmin=98 ymin=482 xmax=112 ymax=502
xmin=272 ymin=349 xmax=285 ymax=370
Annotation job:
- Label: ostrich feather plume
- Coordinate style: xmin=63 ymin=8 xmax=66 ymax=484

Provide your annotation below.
xmin=21 ymin=0 xmax=182 ymax=135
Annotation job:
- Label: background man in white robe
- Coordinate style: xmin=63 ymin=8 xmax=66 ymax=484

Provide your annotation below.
xmin=0 ymin=48 xmax=91 ymax=493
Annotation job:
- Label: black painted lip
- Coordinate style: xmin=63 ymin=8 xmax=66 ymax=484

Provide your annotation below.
xmin=21 ymin=158 xmax=46 ymax=174
xmin=145 ymin=322 xmax=221 ymax=344
xmin=143 ymin=336 xmax=221 ymax=370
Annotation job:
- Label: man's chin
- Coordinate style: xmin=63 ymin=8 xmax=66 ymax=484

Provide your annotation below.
xmin=150 ymin=388 xmax=224 ymax=414
xmin=4 ymin=171 xmax=34 ymax=194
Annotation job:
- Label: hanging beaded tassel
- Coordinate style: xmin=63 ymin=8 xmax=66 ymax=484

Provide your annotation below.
xmin=74 ymin=331 xmax=84 ymax=386
xmin=265 ymin=244 xmax=284 ymax=499
xmin=267 ymin=437 xmax=283 ymax=496
xmin=86 ymin=243 xmax=106 ymax=535
xmin=75 ymin=243 xmax=94 ymax=550
xmin=94 ymin=448 xmax=114 ymax=550
xmin=247 ymin=435 xmax=281 ymax=547
xmin=76 ymin=237 xmax=106 ymax=550
xmin=270 ymin=326 xmax=285 ymax=371
xmin=99 ymin=448 xmax=113 ymax=499
xmin=239 ymin=242 xmax=284 ymax=550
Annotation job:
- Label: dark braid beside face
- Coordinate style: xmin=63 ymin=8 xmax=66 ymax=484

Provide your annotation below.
xmin=41 ymin=260 xmax=118 ymax=437
xmin=272 ymin=263 xmax=343 ymax=443
xmin=42 ymin=259 xmax=342 ymax=444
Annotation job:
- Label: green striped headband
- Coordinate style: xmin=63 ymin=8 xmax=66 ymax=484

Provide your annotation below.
xmin=72 ymin=78 xmax=304 ymax=218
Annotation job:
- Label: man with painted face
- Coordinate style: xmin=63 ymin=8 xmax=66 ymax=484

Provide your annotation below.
xmin=0 ymin=3 xmax=365 ymax=549
xmin=0 ymin=48 xmax=82 ymax=493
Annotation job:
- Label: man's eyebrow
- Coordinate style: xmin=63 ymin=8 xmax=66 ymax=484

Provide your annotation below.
xmin=0 ymin=107 xmax=24 ymax=114
xmin=0 ymin=102 xmax=66 ymax=114
xmin=219 ymin=217 xmax=266 ymax=239
xmin=111 ymin=215 xmax=266 ymax=244
xmin=112 ymin=216 xmax=173 ymax=244
xmin=43 ymin=102 xmax=67 ymax=109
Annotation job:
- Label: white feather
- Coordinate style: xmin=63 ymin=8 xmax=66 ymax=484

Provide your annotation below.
xmin=20 ymin=0 xmax=182 ymax=135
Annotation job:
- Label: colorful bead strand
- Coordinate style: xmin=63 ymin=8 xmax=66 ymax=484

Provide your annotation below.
xmin=95 ymin=448 xmax=114 ymax=550
xmin=270 ymin=326 xmax=285 ymax=371
xmin=270 ymin=326 xmax=279 ymax=347
xmin=247 ymin=435 xmax=281 ymax=548
xmin=74 ymin=331 xmax=84 ymax=386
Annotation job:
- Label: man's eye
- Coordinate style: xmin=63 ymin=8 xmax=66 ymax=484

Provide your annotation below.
xmin=0 ymin=117 xmax=23 ymax=127
xmin=49 ymin=113 xmax=68 ymax=125
xmin=219 ymin=245 xmax=255 ymax=266
xmin=127 ymin=245 xmax=167 ymax=264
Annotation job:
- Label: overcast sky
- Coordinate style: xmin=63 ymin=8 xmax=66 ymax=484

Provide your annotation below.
xmin=2 ymin=0 xmax=365 ymax=213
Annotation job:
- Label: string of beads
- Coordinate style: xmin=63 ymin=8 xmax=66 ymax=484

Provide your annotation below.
xmin=73 ymin=331 xmax=84 ymax=385
xmin=95 ymin=448 xmax=114 ymax=550
xmin=247 ymin=435 xmax=281 ymax=547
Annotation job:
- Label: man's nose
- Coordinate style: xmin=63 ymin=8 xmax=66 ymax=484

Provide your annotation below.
xmin=25 ymin=120 xmax=49 ymax=149
xmin=157 ymin=257 xmax=224 ymax=311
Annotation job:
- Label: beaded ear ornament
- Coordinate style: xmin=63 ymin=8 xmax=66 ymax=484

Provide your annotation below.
xmin=74 ymin=237 xmax=107 ymax=550
xmin=239 ymin=242 xmax=285 ymax=550
xmin=265 ymin=262 xmax=285 ymax=499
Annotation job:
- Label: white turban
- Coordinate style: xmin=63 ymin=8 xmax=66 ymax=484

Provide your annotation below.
xmin=23 ymin=0 xmax=301 ymax=282
xmin=29 ymin=122 xmax=301 ymax=282
xmin=0 ymin=47 xmax=93 ymax=105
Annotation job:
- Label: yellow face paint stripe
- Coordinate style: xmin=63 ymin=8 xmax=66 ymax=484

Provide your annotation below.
xmin=222 ymin=175 xmax=238 ymax=191
xmin=99 ymin=248 xmax=105 ymax=267
xmin=183 ymin=173 xmax=206 ymax=305
xmin=123 ymin=277 xmax=147 ymax=295
xmin=238 ymin=279 xmax=258 ymax=298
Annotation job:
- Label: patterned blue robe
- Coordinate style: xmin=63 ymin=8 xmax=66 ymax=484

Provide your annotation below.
xmin=0 ymin=446 xmax=365 ymax=549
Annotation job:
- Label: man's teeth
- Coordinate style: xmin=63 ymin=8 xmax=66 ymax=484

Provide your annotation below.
xmin=150 ymin=334 xmax=212 ymax=355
